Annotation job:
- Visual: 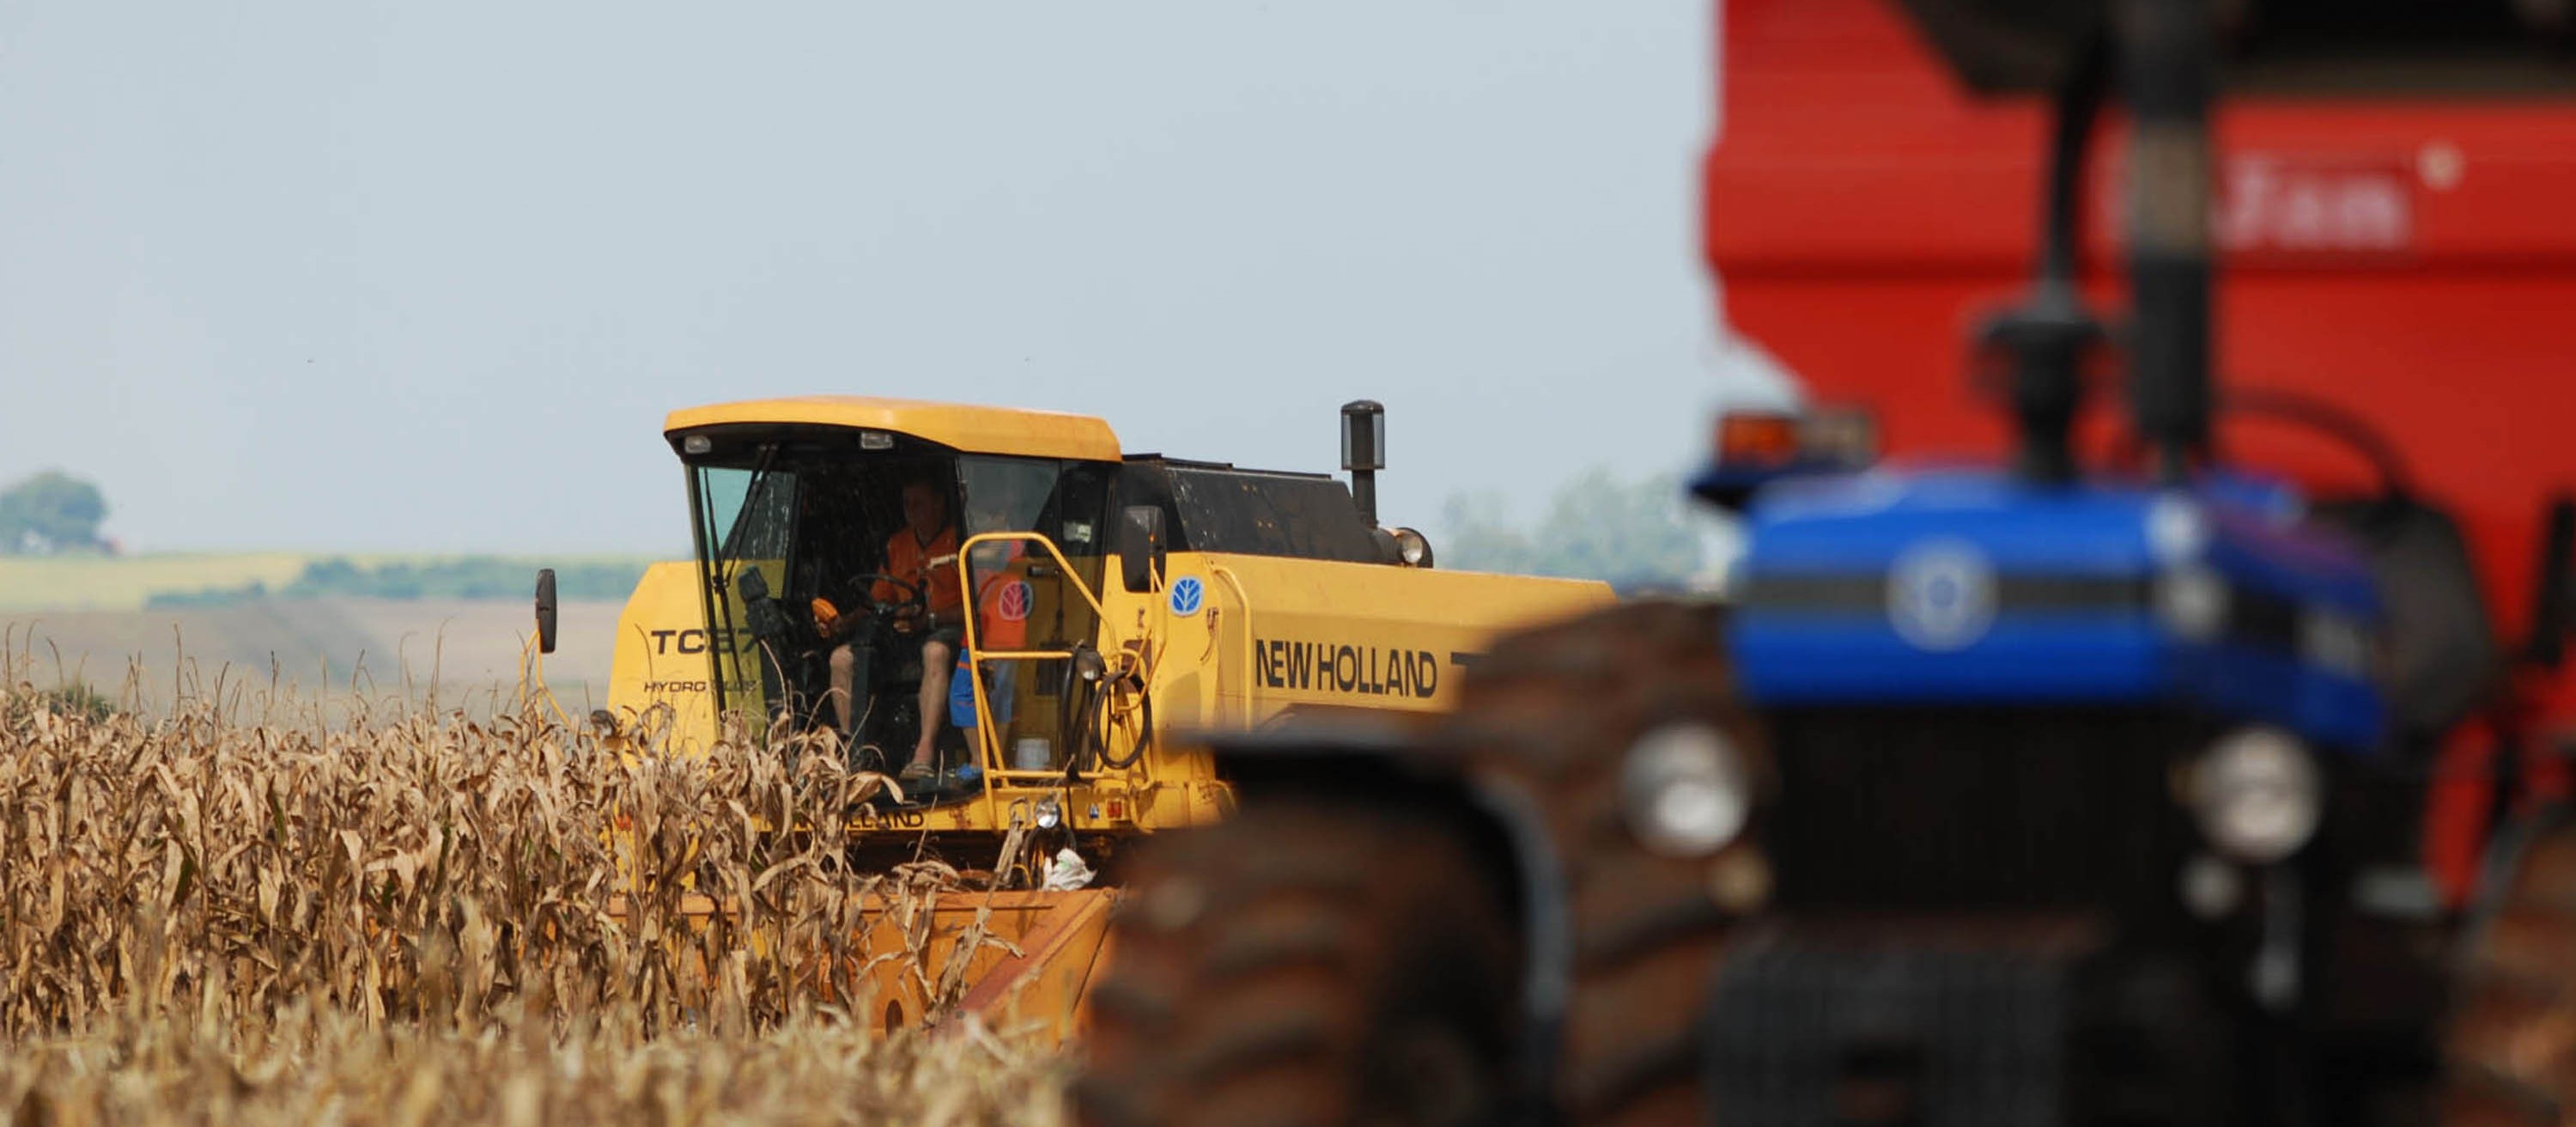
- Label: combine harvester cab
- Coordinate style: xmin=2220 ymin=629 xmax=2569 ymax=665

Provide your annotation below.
xmin=573 ymin=396 xmax=1611 ymax=1041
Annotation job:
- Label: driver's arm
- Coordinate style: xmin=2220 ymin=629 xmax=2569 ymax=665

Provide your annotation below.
xmin=923 ymin=552 xmax=965 ymax=628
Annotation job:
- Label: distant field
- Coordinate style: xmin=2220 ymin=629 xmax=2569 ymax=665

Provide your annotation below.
xmin=0 ymin=551 xmax=658 ymax=612
xmin=3 ymin=597 xmax=626 ymax=707
xmin=0 ymin=552 xmax=367 ymax=612
xmin=0 ymin=552 xmax=658 ymax=706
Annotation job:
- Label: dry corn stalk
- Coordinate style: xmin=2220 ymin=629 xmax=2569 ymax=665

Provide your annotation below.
xmin=0 ymin=649 xmax=1014 ymax=1043
xmin=0 ymin=1005 xmax=1067 ymax=1127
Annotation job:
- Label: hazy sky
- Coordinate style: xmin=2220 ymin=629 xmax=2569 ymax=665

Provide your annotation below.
xmin=3 ymin=2 xmax=1779 ymax=555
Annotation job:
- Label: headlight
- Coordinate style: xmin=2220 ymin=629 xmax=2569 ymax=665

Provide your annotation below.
xmin=2190 ymin=728 xmax=2321 ymax=864
xmin=1035 ymin=796 xmax=1062 ymax=829
xmin=1393 ymin=527 xmax=1435 ymax=568
xmin=1620 ymin=722 xmax=1751 ymax=857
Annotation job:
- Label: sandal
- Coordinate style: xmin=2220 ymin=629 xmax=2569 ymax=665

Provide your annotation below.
xmin=898 ymin=762 xmax=937 ymax=783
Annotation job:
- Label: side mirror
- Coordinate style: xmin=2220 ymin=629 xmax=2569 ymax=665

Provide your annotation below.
xmin=1120 ymin=505 xmax=1167 ymax=593
xmin=533 ymin=569 xmax=559 ymax=655
xmin=2528 ymin=495 xmax=2575 ymax=667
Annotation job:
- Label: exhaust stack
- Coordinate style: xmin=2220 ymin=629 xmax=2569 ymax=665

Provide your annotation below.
xmin=2121 ymin=0 xmax=2217 ymax=481
xmin=1341 ymin=399 xmax=1386 ymax=526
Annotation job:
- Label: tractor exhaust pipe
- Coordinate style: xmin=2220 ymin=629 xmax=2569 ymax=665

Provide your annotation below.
xmin=1342 ymin=399 xmax=1386 ymax=526
xmin=2120 ymin=0 xmax=2217 ymax=483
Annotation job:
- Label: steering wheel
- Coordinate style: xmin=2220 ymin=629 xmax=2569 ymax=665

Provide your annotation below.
xmin=841 ymin=572 xmax=928 ymax=623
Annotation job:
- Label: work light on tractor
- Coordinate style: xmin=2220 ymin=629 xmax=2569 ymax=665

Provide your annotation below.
xmin=1619 ymin=722 xmax=1755 ymax=860
xmin=2189 ymin=727 xmax=2324 ymax=867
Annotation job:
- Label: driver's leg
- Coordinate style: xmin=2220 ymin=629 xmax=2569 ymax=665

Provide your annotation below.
xmin=908 ymin=637 xmax=954 ymax=773
xmin=828 ymin=643 xmax=866 ymax=737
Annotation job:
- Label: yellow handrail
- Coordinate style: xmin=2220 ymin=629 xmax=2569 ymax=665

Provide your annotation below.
xmin=1207 ymin=564 xmax=1255 ymax=728
xmin=951 ymin=533 xmax=1126 ymax=819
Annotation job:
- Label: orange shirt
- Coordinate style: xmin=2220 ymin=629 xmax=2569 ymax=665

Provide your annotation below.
xmin=974 ymin=541 xmax=1031 ymax=649
xmin=877 ymin=527 xmax=963 ymax=617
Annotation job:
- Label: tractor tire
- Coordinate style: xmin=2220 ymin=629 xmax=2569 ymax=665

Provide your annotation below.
xmin=1077 ymin=801 xmax=1519 ymax=1127
xmin=2445 ymin=812 xmax=2576 ymax=1125
xmin=1437 ymin=599 xmax=1749 ymax=1127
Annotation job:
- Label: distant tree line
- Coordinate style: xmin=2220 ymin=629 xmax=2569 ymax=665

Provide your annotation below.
xmin=147 ymin=557 xmax=649 ymax=607
xmin=0 ymin=471 xmax=111 ymax=556
xmin=1438 ymin=467 xmax=1715 ymax=594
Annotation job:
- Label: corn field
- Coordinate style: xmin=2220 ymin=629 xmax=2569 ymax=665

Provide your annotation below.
xmin=0 ymin=648 xmax=1066 ymax=1125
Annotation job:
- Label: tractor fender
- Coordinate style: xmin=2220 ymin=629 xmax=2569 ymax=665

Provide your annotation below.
xmin=1206 ymin=726 xmax=1573 ymax=1124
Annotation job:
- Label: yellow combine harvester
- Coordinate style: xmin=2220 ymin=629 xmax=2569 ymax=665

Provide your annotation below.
xmin=559 ymin=395 xmax=1609 ymax=1038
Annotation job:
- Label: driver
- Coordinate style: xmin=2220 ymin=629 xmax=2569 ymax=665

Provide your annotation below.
xmin=827 ymin=476 xmax=964 ymax=782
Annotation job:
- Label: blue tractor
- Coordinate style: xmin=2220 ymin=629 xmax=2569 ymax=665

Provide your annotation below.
xmin=1074 ymin=3 xmax=2499 ymax=1124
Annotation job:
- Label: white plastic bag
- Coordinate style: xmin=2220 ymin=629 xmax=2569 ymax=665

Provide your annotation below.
xmin=1042 ymin=847 xmax=1095 ymax=891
